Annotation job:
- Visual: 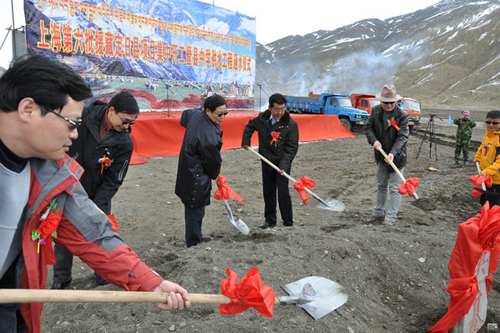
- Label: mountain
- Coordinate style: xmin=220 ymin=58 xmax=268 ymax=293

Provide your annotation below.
xmin=255 ymin=0 xmax=500 ymax=111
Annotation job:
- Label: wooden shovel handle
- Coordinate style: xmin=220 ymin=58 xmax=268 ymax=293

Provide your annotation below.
xmin=476 ymin=162 xmax=482 ymax=174
xmin=377 ymin=147 xmax=406 ymax=183
xmin=0 ymin=289 xmax=281 ymax=305
xmin=247 ymin=148 xmax=297 ymax=183
xmin=246 ymin=147 xmax=319 ymax=194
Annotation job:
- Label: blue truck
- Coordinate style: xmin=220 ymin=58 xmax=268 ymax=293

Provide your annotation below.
xmin=285 ymin=92 xmax=370 ymax=131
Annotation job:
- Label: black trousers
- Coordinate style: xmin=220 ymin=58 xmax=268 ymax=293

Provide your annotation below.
xmin=0 ymin=255 xmax=27 ymax=333
xmin=262 ymin=165 xmax=293 ymax=225
xmin=185 ymin=205 xmax=205 ymax=247
xmin=480 ymin=184 xmax=500 ymax=207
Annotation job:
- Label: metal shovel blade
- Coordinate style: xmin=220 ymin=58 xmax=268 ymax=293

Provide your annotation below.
xmin=224 ymin=201 xmax=250 ymax=234
xmin=279 ymin=276 xmax=347 ymax=320
xmin=312 ymin=194 xmax=345 ymax=212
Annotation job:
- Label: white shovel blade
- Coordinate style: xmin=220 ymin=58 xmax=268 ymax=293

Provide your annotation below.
xmin=224 ymin=213 xmax=250 ymax=234
xmin=316 ymin=197 xmax=345 ymax=212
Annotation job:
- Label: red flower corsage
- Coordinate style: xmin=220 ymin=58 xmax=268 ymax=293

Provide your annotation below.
xmin=99 ymin=155 xmax=113 ymax=174
xmin=389 ymin=117 xmax=400 ymax=131
xmin=32 ymin=198 xmax=61 ymax=255
xmin=483 ymin=143 xmax=492 ymax=156
xmin=270 ymin=131 xmax=280 ymax=146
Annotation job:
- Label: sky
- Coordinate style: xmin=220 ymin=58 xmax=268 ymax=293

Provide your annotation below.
xmin=0 ymin=0 xmax=441 ymax=69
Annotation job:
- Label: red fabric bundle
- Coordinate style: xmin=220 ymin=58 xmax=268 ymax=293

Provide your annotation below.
xmin=293 ymin=175 xmax=316 ymax=205
xmin=219 ymin=267 xmax=276 ymax=317
xmin=214 ymin=175 xmax=244 ymax=202
xmin=428 ymin=202 xmax=500 ymax=332
xmin=468 ymin=175 xmax=493 ymax=199
xmin=398 ymin=177 xmax=419 ymax=198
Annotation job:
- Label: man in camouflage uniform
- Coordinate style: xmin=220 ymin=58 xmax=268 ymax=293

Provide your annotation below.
xmin=453 ymin=110 xmax=476 ymax=165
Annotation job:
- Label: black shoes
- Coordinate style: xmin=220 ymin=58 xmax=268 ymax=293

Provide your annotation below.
xmin=259 ymin=221 xmax=276 ymax=229
xmin=51 ymin=279 xmax=71 ymax=289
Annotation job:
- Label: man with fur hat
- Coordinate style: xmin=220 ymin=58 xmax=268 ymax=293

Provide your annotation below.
xmin=453 ymin=110 xmax=476 ymax=165
xmin=365 ymin=85 xmax=409 ymax=226
xmin=175 ymin=94 xmax=227 ymax=247
xmin=241 ymin=93 xmax=299 ymax=229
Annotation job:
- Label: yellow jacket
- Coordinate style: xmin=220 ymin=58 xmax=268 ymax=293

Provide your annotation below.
xmin=474 ymin=130 xmax=500 ymax=185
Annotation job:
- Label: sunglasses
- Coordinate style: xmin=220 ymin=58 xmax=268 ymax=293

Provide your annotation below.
xmin=382 ymin=101 xmax=395 ymax=105
xmin=116 ymin=112 xmax=137 ymax=125
xmin=214 ymin=112 xmax=228 ymax=118
xmin=40 ymin=105 xmax=82 ymax=131
xmin=485 ymin=121 xmax=500 ymax=125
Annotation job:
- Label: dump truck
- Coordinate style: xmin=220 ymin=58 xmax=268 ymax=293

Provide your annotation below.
xmin=397 ymin=96 xmax=421 ymax=132
xmin=285 ymin=92 xmax=369 ymax=131
xmin=350 ymin=93 xmax=380 ymax=114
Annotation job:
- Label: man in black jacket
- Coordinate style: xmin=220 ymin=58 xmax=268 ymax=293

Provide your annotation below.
xmin=175 ymin=95 xmax=227 ymax=247
xmin=365 ymin=85 xmax=409 ymax=226
xmin=52 ymin=90 xmax=139 ymax=288
xmin=242 ymin=93 xmax=299 ymax=229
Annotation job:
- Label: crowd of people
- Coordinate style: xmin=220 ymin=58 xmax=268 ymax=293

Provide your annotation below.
xmin=1 ymin=54 xmax=500 ymax=332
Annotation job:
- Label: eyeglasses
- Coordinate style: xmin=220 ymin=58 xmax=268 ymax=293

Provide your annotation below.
xmin=116 ymin=112 xmax=137 ymax=125
xmin=485 ymin=121 xmax=500 ymax=125
xmin=40 ymin=105 xmax=82 ymax=131
xmin=214 ymin=112 xmax=228 ymax=118
xmin=272 ymin=107 xmax=286 ymax=112
xmin=382 ymin=101 xmax=395 ymax=105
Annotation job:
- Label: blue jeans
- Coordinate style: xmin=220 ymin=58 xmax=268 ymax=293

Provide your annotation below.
xmin=373 ymin=163 xmax=404 ymax=222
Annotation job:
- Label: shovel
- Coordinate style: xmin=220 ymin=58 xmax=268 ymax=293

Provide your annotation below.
xmin=377 ymin=147 xmax=419 ymax=200
xmin=0 ymin=276 xmax=347 ymax=321
xmin=247 ymin=148 xmax=344 ymax=212
xmin=476 ymin=162 xmax=487 ymax=191
xmin=224 ymin=199 xmax=250 ymax=234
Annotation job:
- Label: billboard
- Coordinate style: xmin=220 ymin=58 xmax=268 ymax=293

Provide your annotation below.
xmin=24 ymin=0 xmax=256 ymax=110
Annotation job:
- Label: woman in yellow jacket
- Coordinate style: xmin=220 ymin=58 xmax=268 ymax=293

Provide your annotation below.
xmin=474 ymin=110 xmax=500 ymax=207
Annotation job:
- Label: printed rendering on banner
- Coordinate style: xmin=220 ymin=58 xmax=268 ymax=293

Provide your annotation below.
xmin=24 ymin=0 xmax=256 ymax=111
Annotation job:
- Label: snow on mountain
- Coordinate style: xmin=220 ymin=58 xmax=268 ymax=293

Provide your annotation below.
xmin=256 ymin=0 xmax=500 ymax=110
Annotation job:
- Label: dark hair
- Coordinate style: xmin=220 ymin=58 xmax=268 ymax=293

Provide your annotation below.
xmin=0 ymin=55 xmax=92 ymax=113
xmin=486 ymin=110 xmax=500 ymax=119
xmin=109 ymin=91 xmax=139 ymax=115
xmin=269 ymin=93 xmax=287 ymax=108
xmin=203 ymin=94 xmax=226 ymax=112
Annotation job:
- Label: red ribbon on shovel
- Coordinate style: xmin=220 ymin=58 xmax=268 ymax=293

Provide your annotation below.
xmin=214 ymin=176 xmax=244 ymax=202
xmin=219 ymin=267 xmax=276 ymax=317
xmin=469 ymin=175 xmax=492 ymax=199
xmin=377 ymin=147 xmax=419 ymax=199
xmin=293 ymin=175 xmax=317 ymax=205
xmin=398 ymin=177 xmax=419 ymax=198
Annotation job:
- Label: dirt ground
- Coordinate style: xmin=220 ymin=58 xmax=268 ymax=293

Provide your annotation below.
xmin=41 ymin=108 xmax=500 ymax=332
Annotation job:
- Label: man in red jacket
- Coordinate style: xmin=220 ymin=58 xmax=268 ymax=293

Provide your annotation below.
xmin=0 ymin=55 xmax=190 ymax=333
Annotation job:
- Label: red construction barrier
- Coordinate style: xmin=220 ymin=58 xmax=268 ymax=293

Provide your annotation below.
xmin=130 ymin=113 xmax=354 ymax=164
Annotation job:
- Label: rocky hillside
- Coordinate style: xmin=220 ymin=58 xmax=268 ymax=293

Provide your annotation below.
xmin=256 ymin=0 xmax=500 ymax=111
